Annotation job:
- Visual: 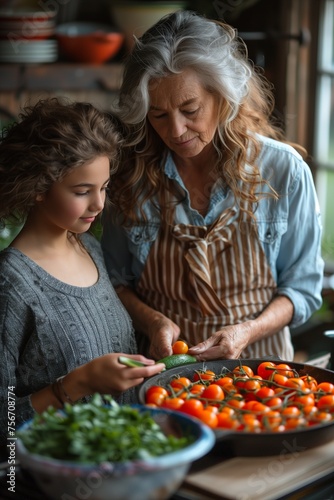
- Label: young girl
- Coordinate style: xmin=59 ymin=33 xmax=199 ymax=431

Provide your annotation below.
xmin=0 ymin=98 xmax=165 ymax=446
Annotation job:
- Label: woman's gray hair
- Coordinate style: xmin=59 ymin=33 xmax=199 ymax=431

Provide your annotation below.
xmin=113 ymin=10 xmax=252 ymax=127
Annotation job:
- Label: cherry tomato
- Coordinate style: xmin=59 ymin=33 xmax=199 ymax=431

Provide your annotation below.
xmin=205 ymin=404 xmax=219 ymax=414
xmin=146 ymin=391 xmax=166 ymax=406
xmin=284 ymin=377 xmax=306 ymax=393
xmin=216 ymin=376 xmax=234 ymax=388
xmin=179 ymin=399 xmax=204 ymax=418
xmin=234 ymin=377 xmax=249 ymax=390
xmin=190 ymin=383 xmax=205 ymax=396
xmin=274 ymin=363 xmax=295 ymax=378
xmin=228 ymin=396 xmax=245 ymax=410
xmin=256 ymin=387 xmax=275 ymax=401
xmin=301 ymin=375 xmax=318 ymax=392
xmin=146 ymin=386 xmax=169 ymax=399
xmin=172 ymin=340 xmax=189 ymax=355
xmin=193 ymin=370 xmax=215 ymax=382
xmin=243 ymin=400 xmax=259 ymax=411
xmin=239 ymin=414 xmax=261 ymax=432
xmin=271 ymin=373 xmax=288 ymax=387
xmin=243 ymin=379 xmax=262 ymax=393
xmin=170 ymin=377 xmax=191 ymax=391
xmin=161 ymin=397 xmax=184 ymax=410
xmin=282 ymin=406 xmax=301 ymax=417
xmin=266 ymin=396 xmax=283 ymax=409
xmin=220 ymin=406 xmax=235 ymax=416
xmin=257 ymin=361 xmax=276 ymax=380
xmin=317 ymin=382 xmax=334 ymax=394
xmin=262 ymin=410 xmax=282 ymax=430
xmin=232 ymin=365 xmax=254 ymax=378
xmin=309 ymin=410 xmax=332 ymax=425
xmin=293 ymin=394 xmax=315 ymax=408
xmin=216 ymin=412 xmax=240 ymax=429
xmin=199 ymin=409 xmax=218 ymax=428
xmin=317 ymin=395 xmax=334 ymax=411
xmin=284 ymin=416 xmax=306 ymax=429
xmin=201 ymin=384 xmax=225 ymax=401
xmin=250 ymin=402 xmax=270 ymax=417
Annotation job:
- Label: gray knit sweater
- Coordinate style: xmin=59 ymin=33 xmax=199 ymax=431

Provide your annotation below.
xmin=0 ymin=233 xmax=138 ymax=445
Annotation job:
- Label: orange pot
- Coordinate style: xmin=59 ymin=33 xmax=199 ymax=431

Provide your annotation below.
xmin=56 ymin=22 xmax=124 ymax=64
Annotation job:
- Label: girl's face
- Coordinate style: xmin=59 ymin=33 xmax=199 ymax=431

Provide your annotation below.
xmin=147 ymin=68 xmax=219 ymax=162
xmin=37 ymin=156 xmax=110 ymax=234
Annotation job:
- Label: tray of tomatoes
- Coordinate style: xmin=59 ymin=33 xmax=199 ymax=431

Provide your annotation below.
xmin=137 ymin=358 xmax=334 ymax=456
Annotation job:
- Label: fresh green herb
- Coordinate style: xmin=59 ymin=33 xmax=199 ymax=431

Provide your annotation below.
xmin=18 ymin=394 xmax=192 ymax=464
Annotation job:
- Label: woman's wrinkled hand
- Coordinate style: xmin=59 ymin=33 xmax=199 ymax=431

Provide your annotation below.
xmin=147 ymin=316 xmax=180 ymax=360
xmin=188 ymin=322 xmax=253 ymax=361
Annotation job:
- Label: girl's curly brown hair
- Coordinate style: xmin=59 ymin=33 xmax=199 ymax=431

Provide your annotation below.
xmin=0 ymin=97 xmax=121 ymax=227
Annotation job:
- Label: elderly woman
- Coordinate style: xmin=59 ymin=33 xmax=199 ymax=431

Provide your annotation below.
xmin=101 ymin=10 xmax=324 ymax=362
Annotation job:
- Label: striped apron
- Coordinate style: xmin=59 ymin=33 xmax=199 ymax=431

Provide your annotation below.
xmin=136 ymin=207 xmax=293 ymax=360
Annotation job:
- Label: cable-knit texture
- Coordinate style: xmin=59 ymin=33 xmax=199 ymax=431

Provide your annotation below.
xmin=0 ymin=233 xmax=137 ymax=445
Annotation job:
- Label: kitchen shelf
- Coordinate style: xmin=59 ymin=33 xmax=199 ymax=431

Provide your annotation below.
xmin=0 ymin=63 xmax=124 ymax=92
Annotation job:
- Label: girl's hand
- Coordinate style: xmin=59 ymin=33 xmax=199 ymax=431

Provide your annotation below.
xmin=147 ymin=316 xmax=180 ymax=360
xmin=80 ymin=353 xmax=165 ymax=396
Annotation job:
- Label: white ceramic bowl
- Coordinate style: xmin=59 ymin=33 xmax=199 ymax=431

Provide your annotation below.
xmin=110 ymin=1 xmax=186 ymax=51
xmin=17 ymin=405 xmax=215 ymax=500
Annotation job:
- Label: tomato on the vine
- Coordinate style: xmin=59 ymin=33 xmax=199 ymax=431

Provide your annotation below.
xmin=146 ymin=385 xmax=169 ymax=399
xmin=232 ymin=365 xmax=254 ymax=378
xmin=274 ymin=363 xmax=295 ymax=378
xmin=146 ymin=391 xmax=167 ymax=406
xmin=284 ymin=377 xmax=306 ymax=393
xmin=170 ymin=377 xmax=191 ymax=391
xmin=243 ymin=379 xmax=262 ymax=393
xmin=201 ymin=384 xmax=225 ymax=401
xmin=216 ymin=412 xmax=239 ymax=429
xmin=161 ymin=397 xmax=184 ymax=410
xmin=150 ymin=360 xmax=334 ymax=433
xmin=190 ymin=383 xmax=205 ymax=396
xmin=271 ymin=373 xmax=288 ymax=387
xmin=266 ymin=396 xmax=283 ymax=409
xmin=255 ymin=387 xmax=275 ymax=401
xmin=193 ymin=370 xmax=215 ymax=382
xmin=301 ymin=375 xmax=318 ymax=392
xmin=216 ymin=376 xmax=234 ymax=388
xmin=317 ymin=382 xmax=334 ymax=394
xmin=199 ymin=409 xmax=218 ymax=428
xmin=257 ymin=361 xmax=276 ymax=379
xmin=179 ymin=398 xmax=204 ymax=418
xmin=317 ymin=394 xmax=334 ymax=411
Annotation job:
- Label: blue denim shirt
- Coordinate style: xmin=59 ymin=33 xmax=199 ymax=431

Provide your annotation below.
xmin=101 ymin=135 xmax=324 ymax=329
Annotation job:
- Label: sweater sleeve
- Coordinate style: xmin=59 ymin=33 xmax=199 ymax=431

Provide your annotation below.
xmin=0 ymin=291 xmax=36 ymax=446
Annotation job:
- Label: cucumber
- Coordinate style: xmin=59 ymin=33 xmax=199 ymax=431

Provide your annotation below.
xmin=157 ymin=354 xmax=197 ymax=369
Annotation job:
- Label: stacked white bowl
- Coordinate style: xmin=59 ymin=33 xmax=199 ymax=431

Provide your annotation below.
xmin=0 ymin=8 xmax=58 ymax=63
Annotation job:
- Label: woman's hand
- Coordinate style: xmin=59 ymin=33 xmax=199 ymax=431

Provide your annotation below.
xmin=188 ymin=323 xmax=252 ymax=361
xmin=147 ymin=316 xmax=180 ymax=360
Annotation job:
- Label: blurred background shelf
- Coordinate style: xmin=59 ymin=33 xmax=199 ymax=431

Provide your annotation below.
xmin=0 ymin=63 xmax=124 ymax=91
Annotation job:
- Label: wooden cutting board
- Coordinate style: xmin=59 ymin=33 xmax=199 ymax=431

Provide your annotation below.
xmin=183 ymin=440 xmax=334 ymax=500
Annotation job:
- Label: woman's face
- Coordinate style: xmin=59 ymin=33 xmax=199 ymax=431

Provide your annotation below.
xmin=147 ymin=68 xmax=219 ymax=161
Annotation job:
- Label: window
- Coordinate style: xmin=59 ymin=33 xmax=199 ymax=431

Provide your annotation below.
xmin=314 ymin=0 xmax=334 ymax=266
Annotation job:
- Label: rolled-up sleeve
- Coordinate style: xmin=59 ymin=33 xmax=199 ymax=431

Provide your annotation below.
xmin=275 ymin=159 xmax=324 ymax=327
